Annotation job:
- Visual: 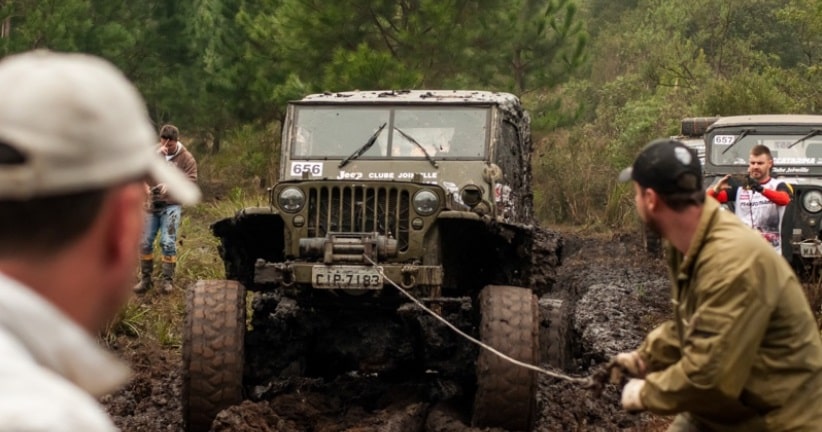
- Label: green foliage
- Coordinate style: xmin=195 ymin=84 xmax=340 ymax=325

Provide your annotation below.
xmin=196 ymin=122 xmax=281 ymax=195
xmin=104 ymin=301 xmax=150 ymax=341
xmin=4 ymin=0 xmax=822 ymax=232
xmin=776 ymin=0 xmax=822 ymax=67
xmin=532 ymin=0 xmax=822 ymax=228
xmin=322 ymin=43 xmax=423 ymax=91
xmin=697 ymin=71 xmax=802 ymax=116
xmin=233 ymin=0 xmax=586 ymax=113
xmin=0 ymin=0 xmax=587 ymax=172
xmin=0 ymin=0 xmax=93 ymax=54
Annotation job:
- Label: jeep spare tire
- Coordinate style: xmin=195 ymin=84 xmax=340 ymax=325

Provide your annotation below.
xmin=472 ymin=285 xmax=539 ymax=431
xmin=182 ymin=280 xmax=246 ymax=432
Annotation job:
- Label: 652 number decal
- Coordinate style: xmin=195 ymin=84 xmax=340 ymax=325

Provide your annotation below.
xmin=290 ymin=162 xmax=323 ymax=177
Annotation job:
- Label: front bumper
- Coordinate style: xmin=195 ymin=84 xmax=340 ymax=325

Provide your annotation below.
xmin=794 ymin=238 xmax=822 ymax=260
xmin=254 ymin=260 xmax=443 ymax=295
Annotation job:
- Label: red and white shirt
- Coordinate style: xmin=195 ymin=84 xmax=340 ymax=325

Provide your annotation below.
xmin=709 ymin=177 xmax=792 ymax=254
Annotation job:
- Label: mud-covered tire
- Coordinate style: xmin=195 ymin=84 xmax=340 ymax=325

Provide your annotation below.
xmin=539 ymin=297 xmax=569 ymax=369
xmin=529 ymin=226 xmax=563 ymax=296
xmin=182 ymin=280 xmax=246 ymax=432
xmin=472 ymin=285 xmax=538 ymax=431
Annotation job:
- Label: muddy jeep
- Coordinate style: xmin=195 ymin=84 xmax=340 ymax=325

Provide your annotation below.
xmin=674 ymin=116 xmax=718 ymax=167
xmin=703 ymin=115 xmax=822 ymax=269
xmin=182 ymin=90 xmax=565 ymax=432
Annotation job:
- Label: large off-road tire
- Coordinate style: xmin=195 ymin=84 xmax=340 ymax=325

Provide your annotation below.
xmin=472 ymin=285 xmax=539 ymax=431
xmin=182 ymin=280 xmax=246 ymax=432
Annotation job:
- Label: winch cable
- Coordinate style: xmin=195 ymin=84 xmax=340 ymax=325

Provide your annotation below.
xmin=363 ymin=254 xmax=592 ymax=386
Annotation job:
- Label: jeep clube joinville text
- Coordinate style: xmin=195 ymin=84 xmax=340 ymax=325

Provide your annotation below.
xmin=181 ymin=90 xmax=566 ymax=431
xmin=703 ymin=115 xmax=822 ymax=272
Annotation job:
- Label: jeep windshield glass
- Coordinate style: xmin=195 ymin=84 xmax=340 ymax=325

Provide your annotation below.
xmin=392 ymin=126 xmax=437 ymax=167
xmin=787 ymin=129 xmax=822 ymax=149
xmin=709 ymin=132 xmax=822 ymax=167
xmin=339 ymin=122 xmax=387 ymax=168
xmin=719 ymin=128 xmax=752 ymax=155
xmin=290 ymin=106 xmax=489 ymax=159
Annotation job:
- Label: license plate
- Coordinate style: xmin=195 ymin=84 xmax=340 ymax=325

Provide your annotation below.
xmin=800 ymin=242 xmax=822 ymax=258
xmin=311 ymin=265 xmax=383 ymax=289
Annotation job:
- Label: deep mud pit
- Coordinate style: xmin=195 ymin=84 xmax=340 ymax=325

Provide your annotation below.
xmin=105 ymin=230 xmax=675 ymax=431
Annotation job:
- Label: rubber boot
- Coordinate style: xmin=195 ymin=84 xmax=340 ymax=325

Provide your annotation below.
xmin=133 ymin=259 xmax=153 ymax=294
xmin=160 ymin=260 xmax=176 ymax=293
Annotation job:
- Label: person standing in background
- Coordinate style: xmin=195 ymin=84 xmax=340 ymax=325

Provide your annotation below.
xmin=134 ymin=124 xmax=198 ymax=294
xmin=707 ymin=145 xmax=792 ymax=255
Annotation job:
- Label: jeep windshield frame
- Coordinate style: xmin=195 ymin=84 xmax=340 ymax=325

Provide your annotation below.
xmin=288 ymin=104 xmax=491 ymax=160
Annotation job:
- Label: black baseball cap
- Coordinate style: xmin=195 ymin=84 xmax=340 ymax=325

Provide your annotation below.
xmin=618 ymin=138 xmax=702 ymax=194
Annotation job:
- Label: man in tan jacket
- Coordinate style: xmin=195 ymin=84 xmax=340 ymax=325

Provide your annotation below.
xmin=614 ymin=138 xmax=822 ymax=431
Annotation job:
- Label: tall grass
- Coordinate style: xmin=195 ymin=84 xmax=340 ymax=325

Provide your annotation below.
xmin=533 ymin=128 xmax=639 ymax=232
xmin=103 ymin=174 xmax=270 ymax=348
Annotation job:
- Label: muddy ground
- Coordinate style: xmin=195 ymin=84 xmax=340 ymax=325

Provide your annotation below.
xmin=103 ymin=229 xmax=677 ymax=431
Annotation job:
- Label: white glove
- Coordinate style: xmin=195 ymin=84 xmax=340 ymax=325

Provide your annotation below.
xmin=621 ymin=378 xmax=645 ymax=412
xmin=613 ymin=351 xmax=646 ymax=378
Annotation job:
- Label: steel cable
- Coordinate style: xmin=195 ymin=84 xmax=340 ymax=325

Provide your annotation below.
xmin=362 ymin=254 xmax=591 ymax=386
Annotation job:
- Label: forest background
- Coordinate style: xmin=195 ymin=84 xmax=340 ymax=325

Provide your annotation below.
xmin=2 ymin=0 xmax=821 ymax=229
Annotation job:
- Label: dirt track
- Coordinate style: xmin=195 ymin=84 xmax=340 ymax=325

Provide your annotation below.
xmin=104 ymin=229 xmax=674 ymax=431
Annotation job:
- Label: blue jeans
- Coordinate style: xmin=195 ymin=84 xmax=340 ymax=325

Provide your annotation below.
xmin=140 ymin=205 xmax=181 ymax=257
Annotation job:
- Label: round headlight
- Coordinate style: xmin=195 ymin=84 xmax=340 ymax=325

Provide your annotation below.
xmin=803 ymin=190 xmax=822 ymax=213
xmin=460 ymin=185 xmax=484 ymax=207
xmin=413 ymin=190 xmax=440 ymax=216
xmin=278 ymin=187 xmax=305 ymax=213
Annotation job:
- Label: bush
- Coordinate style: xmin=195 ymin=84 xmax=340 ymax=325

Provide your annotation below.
xmin=196 ymin=122 xmax=281 ymax=200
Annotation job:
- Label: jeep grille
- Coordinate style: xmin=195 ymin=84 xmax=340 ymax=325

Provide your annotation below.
xmin=306 ymin=185 xmax=410 ymax=251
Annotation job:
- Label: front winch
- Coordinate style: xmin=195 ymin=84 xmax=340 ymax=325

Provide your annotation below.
xmin=299 ymin=232 xmax=398 ymax=264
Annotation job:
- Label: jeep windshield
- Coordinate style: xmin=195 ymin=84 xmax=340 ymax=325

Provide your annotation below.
xmin=290 ymin=106 xmax=489 ymax=159
xmin=709 ymin=132 xmax=822 ymax=167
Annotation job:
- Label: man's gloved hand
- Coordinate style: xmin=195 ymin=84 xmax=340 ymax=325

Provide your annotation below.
xmin=609 ymin=351 xmax=647 ymax=383
xmin=747 ymin=176 xmax=764 ymax=192
xmin=621 ymin=378 xmax=645 ymax=412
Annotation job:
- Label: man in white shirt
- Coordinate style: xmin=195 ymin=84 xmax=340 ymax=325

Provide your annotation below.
xmin=0 ymin=50 xmax=200 ymax=430
xmin=708 ymin=144 xmax=793 ymax=255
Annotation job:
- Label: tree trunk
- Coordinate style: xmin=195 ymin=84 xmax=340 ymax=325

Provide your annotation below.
xmin=1 ymin=17 xmax=10 ymax=38
xmin=211 ymin=133 xmax=221 ymax=154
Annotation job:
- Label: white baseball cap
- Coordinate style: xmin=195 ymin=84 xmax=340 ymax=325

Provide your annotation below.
xmin=0 ymin=50 xmax=200 ymax=204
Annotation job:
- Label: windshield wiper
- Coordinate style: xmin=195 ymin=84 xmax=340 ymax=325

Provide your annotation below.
xmin=721 ymin=129 xmax=754 ymax=155
xmin=787 ymin=129 xmax=822 ymax=149
xmin=393 ymin=127 xmax=438 ymax=168
xmin=339 ymin=122 xmax=387 ymax=168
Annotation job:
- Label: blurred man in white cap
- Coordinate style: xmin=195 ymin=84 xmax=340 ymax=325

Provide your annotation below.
xmin=0 ymin=50 xmax=200 ymax=430
xmin=611 ymin=138 xmax=822 ymax=431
